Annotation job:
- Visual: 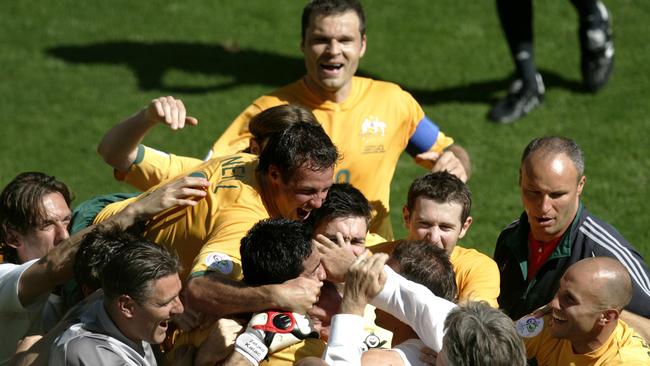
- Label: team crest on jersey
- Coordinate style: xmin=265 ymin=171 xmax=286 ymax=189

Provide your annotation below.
xmin=360 ymin=116 xmax=387 ymax=154
xmin=516 ymin=316 xmax=544 ymax=338
xmin=204 ymin=252 xmax=234 ymax=275
xmin=360 ymin=116 xmax=387 ymax=137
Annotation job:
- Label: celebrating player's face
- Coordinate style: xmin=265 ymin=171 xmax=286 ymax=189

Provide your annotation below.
xmin=403 ymin=197 xmax=471 ymax=255
xmin=301 ymin=10 xmax=366 ymax=101
xmin=129 ymin=274 xmax=184 ymax=344
xmin=314 ymin=216 xmax=368 ymax=256
xmin=548 ymin=265 xmax=604 ymax=344
xmin=272 ymin=164 xmax=334 ymax=221
xmin=10 ymin=192 xmax=71 ymax=263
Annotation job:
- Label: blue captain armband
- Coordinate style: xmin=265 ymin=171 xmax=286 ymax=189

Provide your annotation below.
xmin=406 ymin=116 xmax=440 ymax=157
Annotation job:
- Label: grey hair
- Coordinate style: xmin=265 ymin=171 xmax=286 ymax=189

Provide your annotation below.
xmin=440 ymin=301 xmax=526 ymax=366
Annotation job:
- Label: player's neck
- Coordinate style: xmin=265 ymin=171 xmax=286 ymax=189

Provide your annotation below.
xmin=256 ymin=171 xmax=281 ymax=218
xmin=303 ymin=76 xmax=352 ymax=104
xmin=571 ymin=324 xmax=615 ymax=354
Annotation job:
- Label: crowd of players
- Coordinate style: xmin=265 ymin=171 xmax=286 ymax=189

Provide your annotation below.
xmin=1 ymin=1 xmax=648 ymax=365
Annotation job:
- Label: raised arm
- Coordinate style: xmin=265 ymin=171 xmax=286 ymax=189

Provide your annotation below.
xmin=97 ymin=96 xmax=198 ymax=172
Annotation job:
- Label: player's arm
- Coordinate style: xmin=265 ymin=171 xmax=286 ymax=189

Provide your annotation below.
xmin=185 ymin=272 xmax=321 ymax=319
xmin=16 ymin=175 xmax=209 ymax=307
xmin=406 ymin=116 xmax=471 ymax=182
xmin=97 ymin=96 xmax=198 ymax=172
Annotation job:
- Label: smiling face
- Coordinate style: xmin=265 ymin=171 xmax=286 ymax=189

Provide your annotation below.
xmin=269 ymin=164 xmax=334 ymax=221
xmin=10 ymin=192 xmax=71 ymax=263
xmin=548 ymin=265 xmax=604 ymax=346
xmin=520 ymin=153 xmax=585 ymax=242
xmin=129 ymin=274 xmax=184 ymax=344
xmin=314 ymin=215 xmax=368 ymax=256
xmin=403 ymin=197 xmax=471 ymax=255
xmin=301 ymin=10 xmax=366 ymax=102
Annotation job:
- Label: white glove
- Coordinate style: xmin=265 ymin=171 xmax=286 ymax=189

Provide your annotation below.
xmin=234 ymin=311 xmax=319 ymax=365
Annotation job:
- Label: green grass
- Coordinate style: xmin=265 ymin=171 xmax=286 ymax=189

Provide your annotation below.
xmin=1 ymin=0 xmax=648 ymax=260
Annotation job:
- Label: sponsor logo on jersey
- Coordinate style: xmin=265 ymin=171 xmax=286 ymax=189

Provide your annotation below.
xmin=204 ymin=252 xmax=234 ymax=275
xmin=516 ymin=316 xmax=544 ymax=338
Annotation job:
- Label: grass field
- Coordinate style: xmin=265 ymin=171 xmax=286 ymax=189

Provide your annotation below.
xmin=1 ymin=0 xmax=648 ymax=260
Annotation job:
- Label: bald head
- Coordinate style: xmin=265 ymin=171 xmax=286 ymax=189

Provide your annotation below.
xmin=521 ymin=136 xmax=584 ymax=179
xmin=568 ymin=257 xmax=633 ymax=311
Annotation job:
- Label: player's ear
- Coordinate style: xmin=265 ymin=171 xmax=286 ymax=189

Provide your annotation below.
xmin=359 ymin=34 xmax=367 ymax=58
xmin=600 ymin=309 xmax=619 ymax=325
xmin=402 ymin=206 xmax=411 ymax=228
xmin=268 ymin=165 xmax=283 ymax=185
xmin=117 ymin=295 xmax=136 ymax=318
xmin=458 ymin=216 xmax=473 ymax=239
xmin=577 ymin=175 xmax=586 ymax=196
xmin=4 ymin=228 xmax=22 ymax=249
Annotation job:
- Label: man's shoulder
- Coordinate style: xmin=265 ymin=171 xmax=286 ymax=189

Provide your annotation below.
xmin=452 ymin=246 xmax=499 ymax=277
xmin=574 ymin=209 xmax=628 ymax=243
xmin=354 ymin=76 xmax=409 ymax=95
xmin=452 ymin=246 xmax=495 ymax=264
xmin=609 ymin=321 xmax=650 ymax=363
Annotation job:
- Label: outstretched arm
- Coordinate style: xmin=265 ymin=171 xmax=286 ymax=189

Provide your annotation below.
xmin=97 ymin=96 xmax=198 ymax=172
xmin=185 ymin=273 xmax=322 ymax=319
xmin=17 ymin=175 xmax=209 ymax=307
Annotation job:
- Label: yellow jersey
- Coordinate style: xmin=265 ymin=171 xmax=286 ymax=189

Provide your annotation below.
xmin=210 ymin=77 xmax=454 ymax=240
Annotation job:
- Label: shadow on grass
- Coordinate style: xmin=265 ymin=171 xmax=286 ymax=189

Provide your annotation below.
xmin=406 ymin=70 xmax=585 ymax=107
xmin=46 ymin=41 xmax=583 ymax=102
xmin=46 ymin=40 xmax=379 ymax=94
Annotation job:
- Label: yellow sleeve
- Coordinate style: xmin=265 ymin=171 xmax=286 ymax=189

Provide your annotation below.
xmin=451 ymin=247 xmax=500 ymax=308
xmin=189 ymin=198 xmax=268 ymax=281
xmin=115 ymin=145 xmax=204 ymax=191
xmin=210 ymin=104 xmax=263 ymax=158
xmin=519 ymin=315 xmax=550 ymax=361
xmin=429 ymin=131 xmax=454 ymax=155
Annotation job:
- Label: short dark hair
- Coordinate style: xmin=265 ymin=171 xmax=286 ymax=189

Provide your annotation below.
xmin=101 ymin=231 xmax=181 ymax=304
xmin=441 ymin=301 xmax=526 ymax=366
xmin=0 ymin=172 xmax=72 ymax=262
xmin=74 ymin=224 xmax=131 ymax=294
xmin=391 ymin=240 xmax=457 ymax=302
xmin=521 ymin=136 xmax=585 ymax=177
xmin=257 ymin=107 xmax=339 ymax=183
xmin=301 ymin=0 xmax=366 ymax=41
xmin=405 ymin=171 xmax=471 ymax=223
xmin=241 ymin=218 xmax=314 ymax=286
xmin=306 ymin=183 xmax=371 ymax=230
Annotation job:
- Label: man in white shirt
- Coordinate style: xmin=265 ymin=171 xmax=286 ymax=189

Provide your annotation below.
xmin=1 ymin=172 xmax=208 ymax=365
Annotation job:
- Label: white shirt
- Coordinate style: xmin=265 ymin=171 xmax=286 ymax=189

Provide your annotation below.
xmin=0 ymin=260 xmax=50 ymax=366
xmin=323 ymin=266 xmax=457 ymax=366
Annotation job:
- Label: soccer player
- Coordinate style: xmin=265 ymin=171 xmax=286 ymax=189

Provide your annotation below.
xmin=1 ymin=172 xmax=205 ymax=365
xmin=207 ymin=0 xmax=471 ymax=240
xmin=519 ymin=257 xmax=650 ymax=364
xmin=93 ymin=102 xmax=339 ymax=320
xmin=402 ymin=171 xmax=500 ymax=307
xmin=49 ymin=228 xmax=184 ymax=366
xmin=495 ymin=136 xmax=650 ymax=340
